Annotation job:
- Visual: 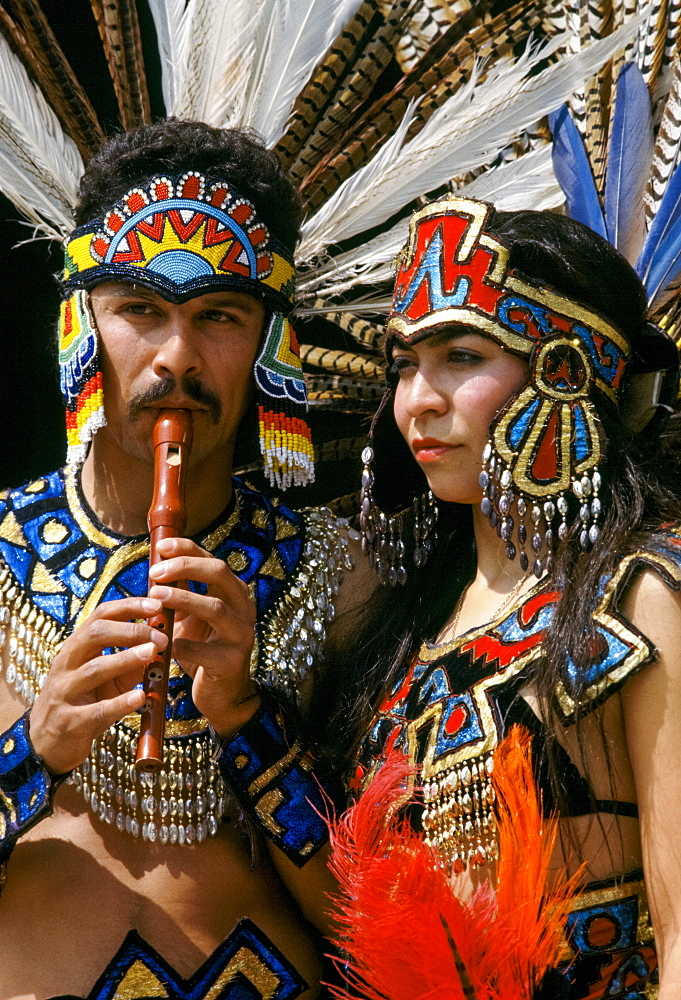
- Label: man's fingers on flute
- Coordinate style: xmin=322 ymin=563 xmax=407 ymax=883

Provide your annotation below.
xmin=65 ymin=619 xmax=168 ymax=664
xmin=171 ymin=636 xmax=248 ymax=674
xmin=149 ymin=584 xmax=253 ymax=633
xmin=86 ymin=596 xmax=163 ymax=622
xmin=155 ymin=537 xmax=210 ymax=560
xmin=71 ymin=643 xmax=156 ymax=696
xmin=84 ymin=686 xmax=148 ymax=732
xmin=149 ymin=552 xmax=249 ymax=602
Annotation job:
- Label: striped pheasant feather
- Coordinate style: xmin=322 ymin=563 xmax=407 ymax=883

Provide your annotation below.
xmin=0 ymin=1 xmax=103 ymax=162
xmin=299 ymin=345 xmax=385 ymax=379
xmin=637 ymin=0 xmax=669 ymax=87
xmin=297 ymin=0 xmax=499 ymax=209
xmin=89 ymin=0 xmax=151 ymax=130
xmin=279 ymin=0 xmax=416 ymax=186
xmin=581 ymin=0 xmax=609 ymax=195
xmin=404 ymin=0 xmax=549 ymax=145
xmin=645 ymin=51 xmax=681 ymax=222
xmin=275 ymin=0 xmax=386 ymax=170
xmin=565 ymin=0 xmax=587 ymax=132
xmin=390 ymin=0 xmax=472 ymax=72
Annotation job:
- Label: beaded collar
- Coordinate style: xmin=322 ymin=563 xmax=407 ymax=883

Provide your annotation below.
xmin=0 ymin=469 xmax=352 ymax=844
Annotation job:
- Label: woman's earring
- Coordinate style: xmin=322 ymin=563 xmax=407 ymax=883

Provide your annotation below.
xmin=479 ymin=337 xmax=606 ymax=575
xmin=360 ymin=445 xmax=437 ymax=585
xmin=479 ymin=436 xmax=604 ymax=578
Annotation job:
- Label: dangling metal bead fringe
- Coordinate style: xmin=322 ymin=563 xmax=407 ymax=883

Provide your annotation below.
xmin=479 ymin=438 xmax=604 ymax=575
xmin=360 ymin=445 xmax=436 ymax=584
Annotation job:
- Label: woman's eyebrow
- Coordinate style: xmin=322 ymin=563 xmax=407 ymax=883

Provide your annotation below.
xmin=426 ymin=328 xmax=479 ymax=347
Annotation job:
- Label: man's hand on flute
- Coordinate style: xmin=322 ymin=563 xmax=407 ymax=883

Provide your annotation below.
xmin=29 ymin=597 xmax=167 ymax=775
xmin=148 ymin=536 xmax=259 ymax=739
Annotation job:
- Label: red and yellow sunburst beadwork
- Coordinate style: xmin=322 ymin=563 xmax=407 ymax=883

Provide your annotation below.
xmin=63 ymin=172 xmax=295 ymax=308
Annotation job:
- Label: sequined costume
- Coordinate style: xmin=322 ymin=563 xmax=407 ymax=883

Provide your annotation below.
xmin=351 ymin=531 xmax=681 ymax=998
xmin=0 ymin=466 xmax=351 ymax=997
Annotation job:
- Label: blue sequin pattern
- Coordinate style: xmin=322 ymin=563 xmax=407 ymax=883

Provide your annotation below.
xmin=216 ymin=689 xmax=333 ymax=867
xmin=0 ymin=468 xmax=305 ymax=718
xmin=0 ymin=713 xmax=56 ymax=864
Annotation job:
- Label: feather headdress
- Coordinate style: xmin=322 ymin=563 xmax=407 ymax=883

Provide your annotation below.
xmin=0 ymin=0 xmax=675 ymax=496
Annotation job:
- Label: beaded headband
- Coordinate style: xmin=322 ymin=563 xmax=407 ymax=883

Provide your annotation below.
xmin=59 ymin=172 xmax=313 ymax=487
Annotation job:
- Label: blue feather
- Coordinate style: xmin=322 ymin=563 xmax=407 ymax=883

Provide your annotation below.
xmin=604 ymin=62 xmax=653 ymax=263
xmin=548 ymin=105 xmax=606 ymax=239
xmin=636 ymin=155 xmax=681 ymax=302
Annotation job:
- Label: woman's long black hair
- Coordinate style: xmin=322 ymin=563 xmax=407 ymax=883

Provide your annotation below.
xmin=309 ymin=210 xmax=681 ymax=815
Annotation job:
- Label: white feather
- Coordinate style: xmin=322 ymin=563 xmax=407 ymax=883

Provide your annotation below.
xmin=0 ymin=32 xmax=81 ymax=239
xmin=148 ymin=0 xmax=363 ymax=141
xmin=458 ymin=144 xmax=564 ymax=211
xmin=147 ymin=0 xmax=258 ymax=125
xmin=296 ymin=146 xmax=563 ymax=307
xmin=299 ymin=15 xmax=644 ymax=260
xmin=242 ymin=0 xmax=365 ymax=146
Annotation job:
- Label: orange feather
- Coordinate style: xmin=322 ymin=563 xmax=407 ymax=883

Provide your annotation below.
xmin=327 ymin=726 xmax=581 ymax=1000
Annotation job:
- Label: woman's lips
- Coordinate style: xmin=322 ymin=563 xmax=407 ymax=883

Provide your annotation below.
xmin=411 ymin=437 xmax=458 ymax=462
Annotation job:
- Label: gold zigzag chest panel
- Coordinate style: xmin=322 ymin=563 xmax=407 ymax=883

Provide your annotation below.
xmin=49 ymin=920 xmax=308 ymax=1000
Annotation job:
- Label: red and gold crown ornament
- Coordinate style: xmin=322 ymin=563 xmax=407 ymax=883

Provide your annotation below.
xmin=376 ymin=196 xmax=633 ymax=575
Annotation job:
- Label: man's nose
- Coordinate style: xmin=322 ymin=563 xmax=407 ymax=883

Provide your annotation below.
xmin=151 ymin=316 xmax=202 ymax=380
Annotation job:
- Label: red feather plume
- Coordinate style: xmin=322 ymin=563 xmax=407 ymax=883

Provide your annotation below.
xmin=327 ymin=726 xmax=581 ymax=1000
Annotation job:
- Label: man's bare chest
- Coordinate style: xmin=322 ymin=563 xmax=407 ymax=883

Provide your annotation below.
xmin=0 ymin=789 xmax=321 ymax=999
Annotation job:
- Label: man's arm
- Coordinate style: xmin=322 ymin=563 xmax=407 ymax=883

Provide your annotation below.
xmin=0 ymin=595 xmax=168 ymax=865
xmin=148 ymin=530 xmax=377 ymax=933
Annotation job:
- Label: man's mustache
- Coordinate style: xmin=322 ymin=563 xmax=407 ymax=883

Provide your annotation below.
xmin=128 ymin=378 xmax=222 ymax=424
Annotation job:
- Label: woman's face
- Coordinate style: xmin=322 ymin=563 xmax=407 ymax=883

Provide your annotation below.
xmin=392 ymin=328 xmax=529 ymax=504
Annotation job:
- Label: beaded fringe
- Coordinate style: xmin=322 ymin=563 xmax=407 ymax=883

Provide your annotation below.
xmin=422 ymin=751 xmax=498 ymax=873
xmin=0 ymin=507 xmax=353 ymax=845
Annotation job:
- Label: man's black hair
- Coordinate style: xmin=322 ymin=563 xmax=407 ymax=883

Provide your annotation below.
xmin=75 ymin=118 xmax=302 ymax=253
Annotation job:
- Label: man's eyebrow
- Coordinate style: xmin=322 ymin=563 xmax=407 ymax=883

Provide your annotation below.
xmin=95 ymin=284 xmax=263 ymax=313
xmin=100 ymin=283 xmax=158 ymax=300
xmin=199 ymin=293 xmax=263 ymax=313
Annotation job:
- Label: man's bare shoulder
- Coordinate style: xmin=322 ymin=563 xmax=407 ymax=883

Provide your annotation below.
xmin=335 ymin=527 xmax=377 ymax=617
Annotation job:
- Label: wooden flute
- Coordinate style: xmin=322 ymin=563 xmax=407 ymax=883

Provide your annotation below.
xmin=135 ymin=408 xmax=193 ymax=772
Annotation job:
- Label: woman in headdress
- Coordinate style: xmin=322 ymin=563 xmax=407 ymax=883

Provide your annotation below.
xmin=315 ymin=196 xmax=681 ymax=999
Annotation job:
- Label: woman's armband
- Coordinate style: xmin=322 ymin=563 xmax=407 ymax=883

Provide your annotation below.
xmin=0 ymin=711 xmax=68 ymax=867
xmin=210 ymin=689 xmax=339 ymax=867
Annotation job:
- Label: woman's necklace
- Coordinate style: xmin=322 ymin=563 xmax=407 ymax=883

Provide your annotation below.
xmin=439 ymin=572 xmax=532 ymax=645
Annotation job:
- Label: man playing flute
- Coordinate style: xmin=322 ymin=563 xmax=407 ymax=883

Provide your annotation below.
xmin=0 ymin=119 xmax=371 ymax=999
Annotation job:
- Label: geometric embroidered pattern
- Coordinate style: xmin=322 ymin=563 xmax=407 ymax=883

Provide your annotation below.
xmin=0 ymin=469 xmax=350 ymax=844
xmin=353 ymin=525 xmax=681 ymax=872
xmin=216 ymin=690 xmax=332 ymax=867
xmin=56 ymin=920 xmax=308 ymax=999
